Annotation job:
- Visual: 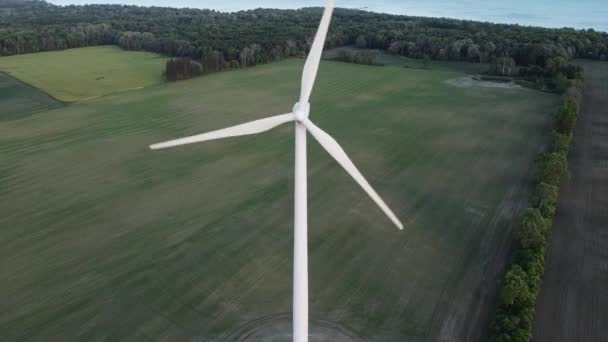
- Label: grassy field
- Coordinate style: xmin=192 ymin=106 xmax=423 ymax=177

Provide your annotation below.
xmin=0 ymin=46 xmax=167 ymax=102
xmin=323 ymin=46 xmax=489 ymax=74
xmin=0 ymin=57 xmax=558 ymax=341
xmin=0 ymin=72 xmax=63 ymax=120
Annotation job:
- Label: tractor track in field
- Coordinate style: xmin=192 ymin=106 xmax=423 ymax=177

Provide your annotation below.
xmin=533 ymin=60 xmax=608 ymax=342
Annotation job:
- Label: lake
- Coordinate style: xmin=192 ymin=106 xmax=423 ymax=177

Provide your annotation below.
xmin=48 ymin=0 xmax=608 ymax=32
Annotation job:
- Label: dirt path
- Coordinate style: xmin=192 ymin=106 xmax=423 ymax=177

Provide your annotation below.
xmin=533 ymin=60 xmax=608 ymax=342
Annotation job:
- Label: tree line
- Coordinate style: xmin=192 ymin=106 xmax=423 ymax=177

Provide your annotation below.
xmin=330 ymin=49 xmax=380 ymax=66
xmin=1 ymin=0 xmax=607 ymax=78
xmin=489 ymin=76 xmax=583 ymax=342
xmin=164 ymin=58 xmax=201 ymax=82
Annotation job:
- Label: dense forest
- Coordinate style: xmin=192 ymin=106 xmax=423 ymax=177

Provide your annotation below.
xmin=1 ymin=0 xmax=607 ymax=79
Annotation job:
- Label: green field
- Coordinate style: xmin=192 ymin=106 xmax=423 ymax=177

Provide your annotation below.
xmin=0 ymin=46 xmax=167 ymax=102
xmin=0 ymin=57 xmax=558 ymax=341
xmin=0 ymin=72 xmax=63 ymax=120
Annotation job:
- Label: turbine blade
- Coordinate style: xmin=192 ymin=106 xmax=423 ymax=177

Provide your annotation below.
xmin=299 ymin=0 xmax=335 ymax=105
xmin=150 ymin=113 xmax=295 ymax=150
xmin=302 ymin=119 xmax=404 ymax=230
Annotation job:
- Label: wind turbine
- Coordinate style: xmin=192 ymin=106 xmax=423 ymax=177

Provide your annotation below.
xmin=149 ymin=1 xmax=403 ymax=340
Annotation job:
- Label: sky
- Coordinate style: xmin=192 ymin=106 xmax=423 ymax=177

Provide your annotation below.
xmin=46 ymin=0 xmax=608 ymax=32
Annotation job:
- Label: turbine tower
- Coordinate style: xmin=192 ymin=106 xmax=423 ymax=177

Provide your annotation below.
xmin=150 ymin=1 xmax=403 ymax=340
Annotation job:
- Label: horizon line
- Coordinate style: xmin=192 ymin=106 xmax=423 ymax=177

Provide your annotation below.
xmin=43 ymin=1 xmax=608 ymax=33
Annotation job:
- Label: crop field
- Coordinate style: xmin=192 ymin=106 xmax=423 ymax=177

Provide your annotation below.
xmin=533 ymin=61 xmax=608 ymax=342
xmin=0 ymin=72 xmax=63 ymax=120
xmin=0 ymin=46 xmax=167 ymax=102
xmin=0 ymin=56 xmax=559 ymax=341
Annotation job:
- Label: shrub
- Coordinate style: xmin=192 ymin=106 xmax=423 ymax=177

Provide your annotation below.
xmin=516 ymin=247 xmax=546 ymax=295
xmin=490 ymin=56 xmax=516 ymax=76
xmin=355 ymin=35 xmax=367 ymax=49
xmin=422 ymin=54 xmax=431 ymax=69
xmin=540 ymin=152 xmax=568 ymax=186
xmin=552 ymin=73 xmax=570 ymax=94
xmin=532 ymin=182 xmax=559 ymax=219
xmin=500 ymin=265 xmax=532 ymax=306
xmin=514 ymin=208 xmax=549 ymax=249
xmin=565 ymin=79 xmax=584 ymax=101
xmin=165 ymin=58 xmax=202 ymax=82
xmin=491 ymin=307 xmax=535 ymax=342
xmin=353 ymin=50 xmax=380 ymax=65
xmin=556 ymin=99 xmax=579 ymax=134
xmin=336 ymin=50 xmax=353 ymax=63
xmin=334 ymin=50 xmax=380 ymax=66
xmin=552 ymin=131 xmax=573 ymax=155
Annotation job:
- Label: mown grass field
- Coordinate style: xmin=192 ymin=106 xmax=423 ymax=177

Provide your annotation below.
xmin=0 ymin=72 xmax=63 ymax=120
xmin=0 ymin=57 xmax=559 ymax=341
xmin=0 ymin=46 xmax=167 ymax=102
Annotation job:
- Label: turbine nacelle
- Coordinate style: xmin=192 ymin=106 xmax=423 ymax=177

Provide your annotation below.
xmin=293 ymin=102 xmax=311 ymax=122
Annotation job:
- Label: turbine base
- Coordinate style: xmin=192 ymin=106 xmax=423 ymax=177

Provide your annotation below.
xmin=222 ymin=314 xmax=366 ymax=342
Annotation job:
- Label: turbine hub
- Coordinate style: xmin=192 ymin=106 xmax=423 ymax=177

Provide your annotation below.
xmin=293 ymin=102 xmax=310 ymax=122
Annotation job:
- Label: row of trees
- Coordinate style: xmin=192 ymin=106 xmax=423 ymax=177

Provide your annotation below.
xmin=0 ymin=22 xmax=114 ymax=55
xmin=332 ymin=49 xmax=380 ymax=65
xmin=1 ymin=1 xmax=607 ymax=74
xmin=164 ymin=42 xmax=282 ymax=82
xmin=382 ymin=24 xmax=607 ymax=64
xmin=518 ymin=56 xmax=584 ymax=93
xmin=488 ymin=56 xmax=517 ymax=77
xmin=0 ymin=1 xmax=331 ymax=63
xmin=486 ymin=54 xmax=584 ymax=92
xmin=164 ymin=58 xmax=201 ymax=82
xmin=489 ymin=79 xmax=583 ymax=342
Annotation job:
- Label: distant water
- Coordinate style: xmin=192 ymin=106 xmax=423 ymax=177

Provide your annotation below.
xmin=48 ymin=0 xmax=607 ymax=32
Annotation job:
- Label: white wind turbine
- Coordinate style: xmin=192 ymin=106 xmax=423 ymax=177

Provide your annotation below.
xmin=150 ymin=1 xmax=403 ymax=341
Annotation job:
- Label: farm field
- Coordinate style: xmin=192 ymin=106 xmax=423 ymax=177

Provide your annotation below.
xmin=0 ymin=72 xmax=63 ymax=120
xmin=0 ymin=46 xmax=167 ymax=102
xmin=533 ymin=61 xmax=608 ymax=342
xmin=0 ymin=57 xmax=559 ymax=341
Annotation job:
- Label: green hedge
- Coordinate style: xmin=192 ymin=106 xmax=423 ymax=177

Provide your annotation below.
xmin=556 ymin=99 xmax=579 ymax=134
xmin=514 ymin=208 xmax=549 ymax=250
xmin=540 ymin=152 xmax=568 ymax=187
xmin=552 ymin=131 xmax=573 ymax=155
xmin=489 ymin=79 xmax=582 ymax=342
xmin=532 ymin=183 xmax=560 ymax=219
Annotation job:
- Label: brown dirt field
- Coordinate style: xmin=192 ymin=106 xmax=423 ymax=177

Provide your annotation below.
xmin=533 ymin=60 xmax=608 ymax=342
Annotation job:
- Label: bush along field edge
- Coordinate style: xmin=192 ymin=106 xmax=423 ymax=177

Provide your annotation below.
xmin=488 ymin=75 xmax=584 ymax=342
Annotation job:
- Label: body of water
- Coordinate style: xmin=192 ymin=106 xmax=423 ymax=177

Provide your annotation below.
xmin=48 ymin=0 xmax=607 ymax=32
